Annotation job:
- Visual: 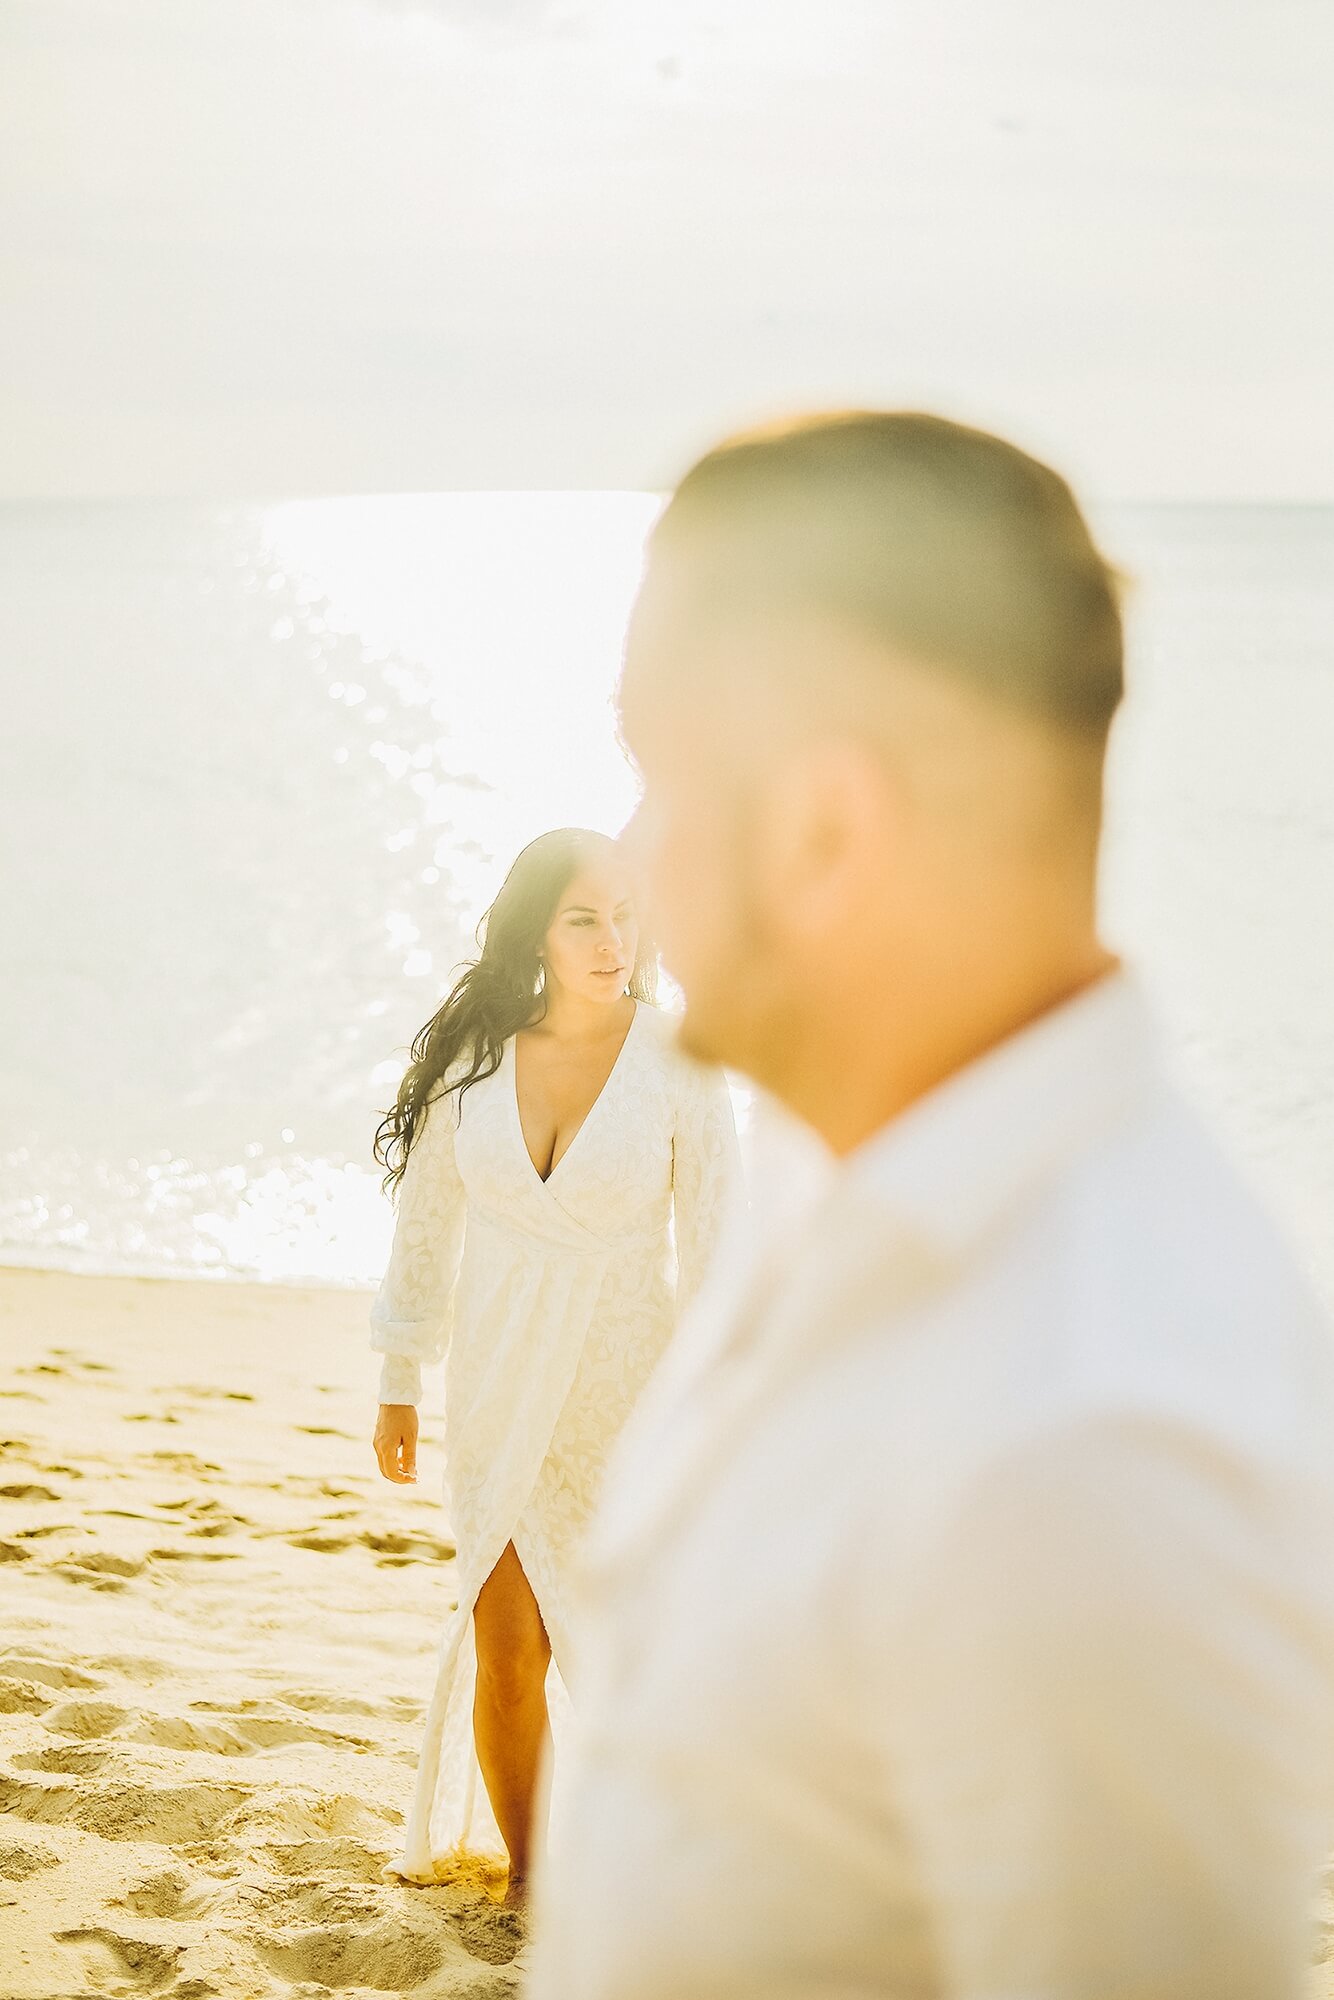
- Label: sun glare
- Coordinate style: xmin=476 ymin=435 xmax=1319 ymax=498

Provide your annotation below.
xmin=262 ymin=492 xmax=660 ymax=903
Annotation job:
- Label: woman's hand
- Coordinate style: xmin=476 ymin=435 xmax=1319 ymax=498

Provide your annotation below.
xmin=374 ymin=1403 xmax=419 ymax=1484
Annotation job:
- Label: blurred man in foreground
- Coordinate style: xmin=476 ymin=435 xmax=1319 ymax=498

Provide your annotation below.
xmin=527 ymin=412 xmax=1334 ymax=1998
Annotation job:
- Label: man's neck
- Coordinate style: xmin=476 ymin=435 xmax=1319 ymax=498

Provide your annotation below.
xmin=778 ymin=943 xmax=1120 ymax=1159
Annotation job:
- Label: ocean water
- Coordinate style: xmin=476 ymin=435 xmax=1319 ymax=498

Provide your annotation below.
xmin=1 ymin=497 xmax=1331 ymax=1302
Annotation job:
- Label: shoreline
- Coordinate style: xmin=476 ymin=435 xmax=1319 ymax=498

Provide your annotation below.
xmin=0 ymin=1252 xmax=377 ymax=1295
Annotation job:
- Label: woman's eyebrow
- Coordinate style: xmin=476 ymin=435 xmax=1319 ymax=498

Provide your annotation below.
xmin=561 ymin=900 xmax=634 ymax=916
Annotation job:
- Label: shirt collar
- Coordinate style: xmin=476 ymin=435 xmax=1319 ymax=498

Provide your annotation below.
xmin=831 ymin=969 xmax=1163 ymax=1266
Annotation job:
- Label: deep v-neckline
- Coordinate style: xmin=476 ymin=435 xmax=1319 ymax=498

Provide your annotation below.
xmin=511 ymin=1001 xmax=641 ymax=1189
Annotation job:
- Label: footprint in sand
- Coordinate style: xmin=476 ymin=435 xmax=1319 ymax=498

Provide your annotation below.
xmin=14 ymin=1741 xmax=114 ymax=1776
xmin=140 ymin=1708 xmax=374 ymax=1755
xmin=41 ymin=1697 xmax=133 ymax=1738
xmin=273 ymin=1688 xmax=418 ymax=1722
xmin=293 ymin=1423 xmax=355 ymax=1439
xmin=0 ymin=1539 xmax=32 ymax=1564
xmin=260 ymin=1836 xmax=393 ymax=1884
xmin=0 ymin=1835 xmax=60 ymax=1882
xmin=145 ymin=1546 xmax=241 ymax=1566
xmin=1 ymin=1659 xmax=104 ymax=1716
xmin=252 ymin=1904 xmax=451 ymax=1990
xmin=284 ymin=1473 xmax=373 ymax=1502
xmin=233 ymin=1713 xmax=377 ymax=1753
xmin=0 ymin=1675 xmax=53 ymax=1715
xmin=53 ymin=1550 xmax=145 ymax=1590
xmin=146 ymin=1450 xmax=222 ymax=1475
xmin=184 ymin=1504 xmax=254 ymax=1528
xmin=132 ymin=1714 xmax=250 ymax=1757
xmin=285 ymin=1526 xmax=456 ymax=1564
xmin=0 ymin=1480 xmax=61 ymax=1501
xmin=257 ymin=1876 xmax=385 ymax=1926
xmin=0 ymin=1768 xmax=253 ymax=1844
xmin=363 ymin=1529 xmax=456 ymax=1560
xmin=172 ymin=1384 xmax=256 ymax=1404
xmin=0 ymin=1652 xmax=101 ymax=1692
xmin=451 ymin=1897 xmax=528 ymax=1968
xmin=54 ymin=1922 xmax=187 ymax=1991
xmin=113 ymin=1863 xmax=209 ymax=1919
xmin=158 ymin=1497 xmax=255 ymax=1535
xmin=285 ymin=1529 xmax=359 ymax=1557
xmin=83 ymin=1652 xmax=161 ymax=1679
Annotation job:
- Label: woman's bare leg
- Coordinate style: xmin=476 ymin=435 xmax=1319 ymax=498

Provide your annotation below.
xmin=472 ymin=1539 xmax=551 ymax=1903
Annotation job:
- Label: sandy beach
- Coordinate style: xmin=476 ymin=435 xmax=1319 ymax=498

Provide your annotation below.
xmin=0 ymin=1266 xmax=526 ymax=1999
xmin=5 ymin=1263 xmax=1334 ymax=1998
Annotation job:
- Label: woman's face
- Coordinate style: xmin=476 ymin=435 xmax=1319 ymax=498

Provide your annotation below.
xmin=541 ymin=860 xmax=641 ymax=1004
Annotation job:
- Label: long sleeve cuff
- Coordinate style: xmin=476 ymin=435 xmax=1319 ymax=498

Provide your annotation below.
xmin=377 ymin=1353 xmax=424 ymax=1407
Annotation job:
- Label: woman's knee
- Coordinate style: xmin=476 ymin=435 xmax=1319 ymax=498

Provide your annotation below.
xmin=474 ymin=1548 xmax=550 ymax=1702
xmin=475 ymin=1620 xmax=550 ymax=1707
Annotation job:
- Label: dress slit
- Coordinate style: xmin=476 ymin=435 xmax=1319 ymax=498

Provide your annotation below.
xmin=394 ymin=1483 xmax=573 ymax=1883
xmin=474 ymin=1535 xmax=546 ymax=1640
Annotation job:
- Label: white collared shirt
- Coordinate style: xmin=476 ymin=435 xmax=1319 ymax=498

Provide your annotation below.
xmin=528 ymin=974 xmax=1334 ymax=1999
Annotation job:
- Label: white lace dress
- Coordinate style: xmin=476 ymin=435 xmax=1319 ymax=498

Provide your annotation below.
xmin=370 ymin=999 xmax=740 ymax=1881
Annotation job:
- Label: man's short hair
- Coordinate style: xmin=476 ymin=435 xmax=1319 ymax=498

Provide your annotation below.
xmin=651 ymin=412 xmax=1124 ymax=739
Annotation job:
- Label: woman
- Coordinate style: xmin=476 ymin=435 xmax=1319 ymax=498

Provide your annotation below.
xmin=370 ymin=827 xmax=739 ymax=1900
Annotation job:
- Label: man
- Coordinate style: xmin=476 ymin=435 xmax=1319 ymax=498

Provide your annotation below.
xmin=527 ymin=413 xmax=1334 ymax=1997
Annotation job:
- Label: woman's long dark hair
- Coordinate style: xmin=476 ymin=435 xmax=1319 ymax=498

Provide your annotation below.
xmin=374 ymin=827 xmax=657 ymax=1195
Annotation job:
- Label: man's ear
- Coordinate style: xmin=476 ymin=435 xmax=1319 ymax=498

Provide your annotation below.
xmin=751 ymin=737 xmax=903 ymax=941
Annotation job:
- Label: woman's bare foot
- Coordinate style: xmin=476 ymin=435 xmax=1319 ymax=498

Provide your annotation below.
xmin=502 ymin=1871 xmax=529 ymax=1913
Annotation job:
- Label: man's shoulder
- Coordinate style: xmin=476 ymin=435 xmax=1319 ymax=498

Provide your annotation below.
xmin=1058 ymin=1086 xmax=1330 ymax=1417
xmin=812 ymin=1081 xmax=1334 ymax=1512
xmin=1069 ymin=1081 xmax=1305 ymax=1272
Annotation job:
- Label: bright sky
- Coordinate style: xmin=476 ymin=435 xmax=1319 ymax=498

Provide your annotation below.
xmin=1 ymin=0 xmax=1331 ymax=500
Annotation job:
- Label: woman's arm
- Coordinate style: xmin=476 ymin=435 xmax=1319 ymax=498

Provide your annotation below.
xmin=671 ymin=1058 xmax=742 ymax=1312
xmin=370 ymin=1085 xmax=468 ymax=1409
